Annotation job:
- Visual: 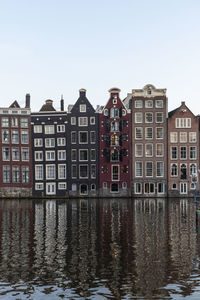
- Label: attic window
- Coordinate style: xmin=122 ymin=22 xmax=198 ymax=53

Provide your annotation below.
xmin=80 ymin=104 xmax=86 ymax=112
xmin=147 ymin=89 xmax=151 ymax=95
xmin=113 ymin=97 xmax=117 ymax=104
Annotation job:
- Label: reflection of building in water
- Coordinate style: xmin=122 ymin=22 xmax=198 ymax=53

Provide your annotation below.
xmin=133 ymin=199 xmax=168 ymax=298
xmin=0 ymin=200 xmax=33 ymax=282
xmin=56 ymin=201 xmax=67 ymax=272
xmin=168 ymin=199 xmax=196 ymax=281
xmin=34 ymin=201 xmax=45 ymax=272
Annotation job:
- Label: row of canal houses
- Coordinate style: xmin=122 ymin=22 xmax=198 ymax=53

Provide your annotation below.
xmin=0 ymin=84 xmax=199 ymax=198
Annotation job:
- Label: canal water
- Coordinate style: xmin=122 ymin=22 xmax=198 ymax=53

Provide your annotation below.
xmin=0 ymin=198 xmax=199 ymax=300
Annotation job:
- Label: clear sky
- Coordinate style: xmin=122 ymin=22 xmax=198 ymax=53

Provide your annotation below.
xmin=0 ymin=0 xmax=200 ymax=113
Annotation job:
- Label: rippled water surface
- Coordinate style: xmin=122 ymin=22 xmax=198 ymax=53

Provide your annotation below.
xmin=0 ymin=198 xmax=199 ymax=299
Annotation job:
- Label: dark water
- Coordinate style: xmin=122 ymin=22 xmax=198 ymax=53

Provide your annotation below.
xmin=0 ymin=198 xmax=199 ymax=299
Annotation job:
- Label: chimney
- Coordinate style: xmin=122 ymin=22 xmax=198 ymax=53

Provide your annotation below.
xmin=181 ymin=101 xmax=185 ymax=105
xmin=61 ymin=95 xmax=64 ymax=111
xmin=79 ymin=88 xmax=86 ymax=97
xmin=25 ymin=93 xmax=30 ymax=108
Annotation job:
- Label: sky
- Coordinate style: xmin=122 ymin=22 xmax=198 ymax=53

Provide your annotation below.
xmin=0 ymin=0 xmax=200 ymax=113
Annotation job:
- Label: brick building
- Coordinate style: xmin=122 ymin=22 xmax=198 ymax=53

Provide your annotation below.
xmin=66 ymin=89 xmax=99 ymax=197
xmin=31 ymin=98 xmax=68 ymax=196
xmin=168 ymin=101 xmax=199 ymax=196
xmin=99 ymin=88 xmax=131 ymax=196
xmin=0 ymin=94 xmax=32 ymax=197
xmin=124 ymin=84 xmax=168 ymax=197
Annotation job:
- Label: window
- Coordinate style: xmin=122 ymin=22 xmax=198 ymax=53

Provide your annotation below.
xmin=91 ymin=165 xmax=96 ymax=178
xmin=58 ymin=182 xmax=67 ymax=190
xmin=180 ymin=146 xmax=187 ymax=159
xmin=12 ymin=166 xmax=20 ymax=183
xmin=135 ymin=183 xmax=142 ymax=194
xmin=3 ymin=166 xmax=10 ymax=183
xmin=111 ymin=135 xmax=119 ymax=146
xmin=71 ymin=117 xmax=76 ymax=125
xmin=146 ymin=162 xmax=153 ymax=177
xmin=190 ymin=146 xmax=196 ymax=159
xmin=172 ymin=183 xmax=177 ymax=190
xmin=45 ymin=125 xmax=54 ymax=134
xmin=21 ymin=130 xmax=29 ymax=143
xmin=46 ymin=183 xmax=56 ymax=195
xmin=180 ymin=164 xmax=187 ymax=180
xmin=22 ymin=166 xmax=29 ymax=183
xmin=2 ymin=130 xmax=9 ymax=143
xmin=58 ymin=150 xmax=66 ymax=160
xmin=79 ymin=149 xmax=88 ymax=161
xmin=113 ymin=97 xmax=117 ymax=104
xmin=91 ymin=149 xmax=96 ymax=161
xmin=111 ymin=121 xmax=119 ymax=132
xmin=80 ymin=184 xmax=88 ymax=195
xmin=12 ymin=148 xmax=20 ymax=161
xmin=34 ymin=138 xmax=43 ymax=147
xmin=180 ymin=132 xmax=187 ymax=143
xmin=180 ymin=182 xmax=187 ymax=194
xmin=79 ymin=132 xmax=88 ymax=144
xmin=21 ymin=148 xmax=29 ymax=161
xmin=135 ymin=113 xmax=143 ymax=123
xmin=135 ymin=100 xmax=143 ymax=108
xmin=2 ymin=148 xmax=10 ymax=161
xmin=157 ymin=183 xmax=164 ymax=194
xmin=110 ymin=108 xmax=119 ymax=118
xmin=46 ymin=165 xmax=56 ymax=179
xmin=57 ymin=137 xmax=66 ymax=146
xmin=91 ymin=184 xmax=96 ymax=191
xmin=111 ymin=149 xmax=119 ymax=161
xmin=34 ymin=125 xmax=42 ymax=133
xmin=144 ymin=183 xmax=155 ymax=194
xmin=72 ymin=183 xmax=77 ymax=191
xmin=171 ymin=164 xmax=178 ymax=176
xmin=35 ymin=151 xmax=43 ymax=161
xmin=71 ymin=132 xmax=76 ymax=144
xmin=57 ymin=125 xmax=65 ymax=132
xmin=135 ymin=144 xmax=143 ymax=157
xmin=90 ymin=117 xmax=95 ymax=125
xmin=156 ymin=144 xmax=164 ymax=157
xmin=45 ymin=138 xmax=55 ymax=148
xmin=189 ymin=132 xmax=196 ymax=143
xmin=190 ymin=163 xmax=196 ymax=176
xmin=171 ymin=146 xmax=177 ymax=159
xmin=170 ymin=132 xmax=178 ymax=143
xmin=145 ymin=100 xmax=153 ymax=108
xmin=156 ymin=127 xmax=164 ymax=139
xmin=21 ymin=118 xmax=28 ymax=128
xmin=145 ymin=127 xmax=153 ymax=139
xmin=104 ymin=109 xmax=108 ymax=116
xmin=135 ymin=128 xmax=143 ymax=139
xmin=135 ymin=162 xmax=142 ymax=177
xmin=111 ymin=183 xmax=119 ymax=193
xmin=72 ymin=165 xmax=77 ymax=178
xmin=11 ymin=117 xmax=18 ymax=127
xmin=145 ymin=144 xmax=153 ymax=157
xmin=2 ymin=118 xmax=9 ymax=127
xmin=190 ymin=183 xmax=195 ymax=190
xmin=90 ymin=131 xmax=96 ymax=144
xmin=12 ymin=130 xmax=19 ymax=143
xmin=80 ymin=104 xmax=86 ymax=112
xmin=122 ymin=182 xmax=127 ymax=189
xmin=156 ymin=113 xmax=163 ymax=123
xmin=103 ymin=182 xmax=107 ymax=189
xmin=78 ymin=117 xmax=88 ymax=126
xmin=35 ymin=183 xmax=44 ymax=190
xmin=79 ymin=165 xmax=88 ymax=178
xmin=35 ymin=165 xmax=43 ymax=180
xmin=156 ymin=100 xmax=163 ymax=108
xmin=46 ymin=151 xmax=55 ymax=161
xmin=122 ymin=109 xmax=126 ymax=116
xmin=58 ymin=164 xmax=66 ymax=179
xmin=71 ymin=149 xmax=77 ymax=161
xmin=176 ymin=118 xmax=191 ymax=128
xmin=145 ymin=113 xmax=153 ymax=123
xmin=112 ymin=165 xmax=119 ymax=180
xmin=156 ymin=162 xmax=164 ymax=177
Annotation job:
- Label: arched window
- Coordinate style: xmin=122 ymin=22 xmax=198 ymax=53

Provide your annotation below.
xmin=171 ymin=164 xmax=177 ymax=176
xmin=190 ymin=164 xmax=196 ymax=175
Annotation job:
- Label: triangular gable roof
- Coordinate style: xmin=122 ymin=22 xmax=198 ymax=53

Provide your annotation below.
xmin=168 ymin=102 xmax=196 ymax=118
xmin=9 ymin=100 xmax=20 ymax=108
xmin=102 ymin=88 xmax=128 ymax=112
xmin=70 ymin=89 xmax=95 ymax=113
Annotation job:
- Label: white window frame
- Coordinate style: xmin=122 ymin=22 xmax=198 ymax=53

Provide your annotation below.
xmin=58 ymin=164 xmax=66 ymax=179
xmin=35 ymin=183 xmax=44 ymax=190
xmin=79 ymin=149 xmax=88 ymax=161
xmin=46 ymin=164 xmax=56 ymax=180
xmin=45 ymin=151 xmax=55 ymax=161
xmin=34 ymin=125 xmax=42 ymax=133
xmin=146 ymin=161 xmax=153 ymax=177
xmin=135 ymin=100 xmax=143 ymax=108
xmin=79 ymin=131 xmax=88 ymax=144
xmin=78 ymin=117 xmax=88 ymax=126
xmin=135 ymin=162 xmax=143 ymax=177
xmin=45 ymin=125 xmax=54 ymax=134
xmin=57 ymin=125 xmax=65 ymax=132
xmin=170 ymin=132 xmax=178 ymax=143
xmin=35 ymin=165 xmax=43 ymax=180
xmin=111 ymin=165 xmax=120 ymax=181
xmin=58 ymin=182 xmax=67 ymax=190
xmin=155 ymin=100 xmax=163 ymax=108
xmin=45 ymin=138 xmax=55 ymax=148
xmin=57 ymin=137 xmax=66 ymax=146
xmin=71 ymin=117 xmax=76 ymax=125
xmin=34 ymin=138 xmax=43 ymax=147
xmin=90 ymin=117 xmax=95 ymax=125
xmin=135 ymin=112 xmax=143 ymax=123
xmin=80 ymin=104 xmax=86 ymax=112
xmin=35 ymin=151 xmax=43 ymax=161
xmin=79 ymin=165 xmax=88 ymax=179
xmin=58 ymin=150 xmax=66 ymax=161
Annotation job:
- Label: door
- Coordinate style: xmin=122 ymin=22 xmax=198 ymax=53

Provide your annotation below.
xmin=46 ymin=183 xmax=56 ymax=195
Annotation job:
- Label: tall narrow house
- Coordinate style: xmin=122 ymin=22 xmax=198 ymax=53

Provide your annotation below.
xmin=0 ymin=94 xmax=32 ymax=196
xmin=99 ymin=88 xmax=131 ymax=197
xmin=31 ymin=98 xmax=67 ymax=196
xmin=66 ymin=89 xmax=99 ymax=197
xmin=124 ymin=84 xmax=168 ymax=197
xmin=168 ymin=102 xmax=199 ymax=196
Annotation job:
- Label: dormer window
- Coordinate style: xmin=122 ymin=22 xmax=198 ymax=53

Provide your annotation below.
xmin=147 ymin=89 xmax=151 ymax=95
xmin=80 ymin=104 xmax=86 ymax=112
